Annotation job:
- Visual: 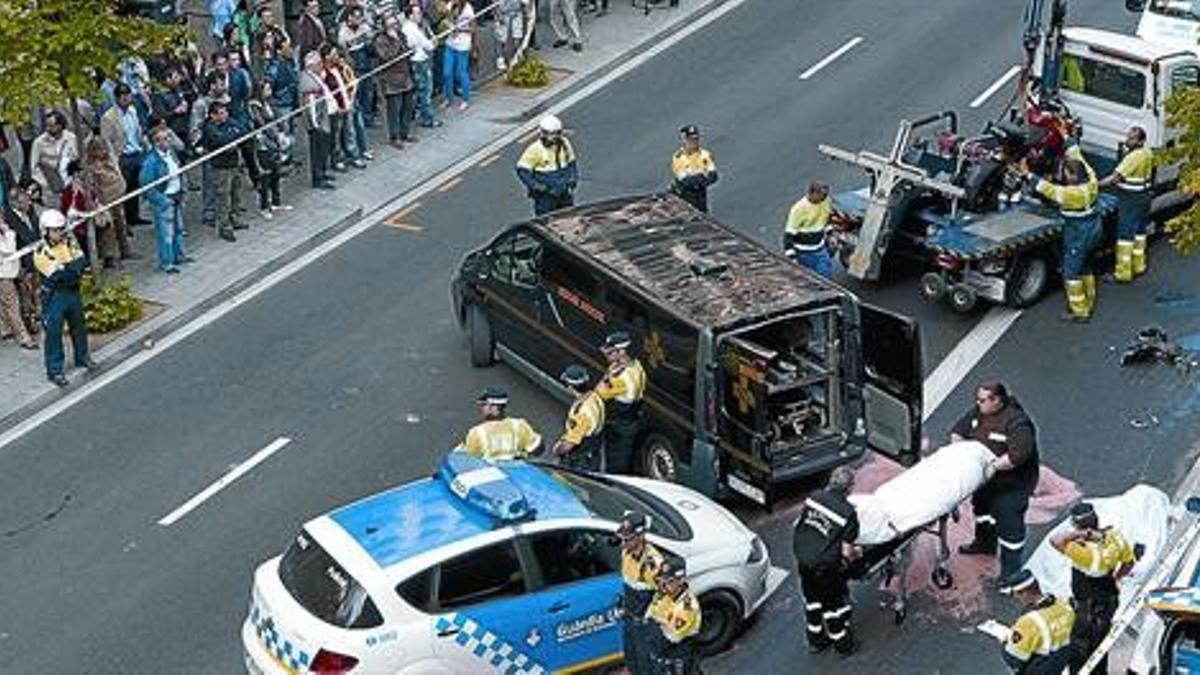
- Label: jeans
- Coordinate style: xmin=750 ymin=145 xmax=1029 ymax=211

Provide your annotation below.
xmin=118 ymin=153 xmax=144 ymax=223
xmin=151 ymin=198 xmax=185 ymax=269
xmin=384 ymin=92 xmax=414 ymax=141
xmin=412 ymin=60 xmax=436 ymax=125
xmin=338 ymin=109 xmax=366 ymax=161
xmin=42 ymin=287 xmax=89 ymax=378
xmin=793 ymin=247 xmax=833 ymax=278
xmin=443 ymin=47 xmax=471 ymax=105
xmin=201 ymin=162 xmax=216 ymax=226
xmin=355 ymin=73 xmax=375 ymax=126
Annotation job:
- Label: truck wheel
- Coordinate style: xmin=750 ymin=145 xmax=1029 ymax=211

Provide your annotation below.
xmin=696 ymin=590 xmax=743 ymax=656
xmin=468 ymin=304 xmax=494 ymax=367
xmin=948 ymin=283 xmax=978 ymax=314
xmin=641 ymin=433 xmax=679 ymax=483
xmin=1004 ymin=253 xmax=1050 ymax=308
xmin=920 ymin=272 xmax=947 ymax=301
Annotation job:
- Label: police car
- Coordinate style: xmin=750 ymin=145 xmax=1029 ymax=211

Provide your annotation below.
xmin=242 ymin=453 xmax=787 ymax=674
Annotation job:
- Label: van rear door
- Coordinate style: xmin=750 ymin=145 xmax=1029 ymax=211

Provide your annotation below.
xmin=859 ymin=304 xmax=922 ymax=466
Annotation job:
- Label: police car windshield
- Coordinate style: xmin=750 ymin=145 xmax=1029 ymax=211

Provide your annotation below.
xmin=278 ymin=530 xmax=383 ymax=629
xmin=544 ymin=467 xmax=691 ymax=541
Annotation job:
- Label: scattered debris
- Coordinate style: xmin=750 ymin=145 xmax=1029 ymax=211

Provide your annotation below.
xmin=405 ymin=413 xmax=421 ymax=424
xmin=1129 ymin=413 xmax=1161 ymax=430
xmin=1119 ymin=326 xmax=1196 ymax=373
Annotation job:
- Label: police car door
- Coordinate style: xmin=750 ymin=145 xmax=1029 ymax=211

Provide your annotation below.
xmin=518 ymin=527 xmax=623 ymax=670
xmin=427 ymin=539 xmax=549 ymax=672
xmin=858 ymin=303 xmax=922 ymax=466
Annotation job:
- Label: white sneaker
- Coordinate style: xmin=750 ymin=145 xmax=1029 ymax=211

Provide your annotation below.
xmin=261 ymin=209 xmax=273 ymax=220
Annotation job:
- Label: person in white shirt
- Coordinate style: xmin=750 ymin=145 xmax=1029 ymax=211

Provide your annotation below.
xmin=441 ymin=0 xmax=475 ymax=112
xmin=403 ymin=3 xmax=442 ymax=128
xmin=0 ymin=214 xmax=35 ymax=349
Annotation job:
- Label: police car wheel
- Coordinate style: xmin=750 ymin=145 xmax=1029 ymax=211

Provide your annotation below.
xmin=641 ymin=433 xmax=679 ymax=483
xmin=696 ymin=589 xmax=742 ymax=656
xmin=468 ymin=304 xmax=495 ymax=367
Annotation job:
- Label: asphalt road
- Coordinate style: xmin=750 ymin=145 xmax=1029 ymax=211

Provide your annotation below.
xmin=4 ymin=0 xmax=1200 ymax=673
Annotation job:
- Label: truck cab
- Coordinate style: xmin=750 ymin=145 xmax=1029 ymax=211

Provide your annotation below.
xmin=1128 ymin=0 xmax=1200 ymax=57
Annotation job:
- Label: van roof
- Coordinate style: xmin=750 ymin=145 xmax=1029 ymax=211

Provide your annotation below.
xmin=1065 ymin=27 xmax=1192 ymax=63
xmin=531 ymin=194 xmax=843 ymax=326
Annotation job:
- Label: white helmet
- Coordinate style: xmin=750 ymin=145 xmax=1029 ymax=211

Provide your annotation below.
xmin=39 ymin=209 xmax=67 ymax=231
xmin=538 ymin=114 xmax=563 ymax=134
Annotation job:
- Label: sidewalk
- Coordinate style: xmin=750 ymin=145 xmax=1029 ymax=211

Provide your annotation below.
xmin=0 ymin=0 xmax=721 ymax=425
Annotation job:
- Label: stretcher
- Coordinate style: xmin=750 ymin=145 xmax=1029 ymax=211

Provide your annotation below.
xmin=845 ymin=441 xmax=998 ymax=623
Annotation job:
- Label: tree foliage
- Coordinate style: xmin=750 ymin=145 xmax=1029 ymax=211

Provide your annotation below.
xmin=1159 ymin=87 xmax=1200 ymax=255
xmin=0 ymin=0 xmax=182 ymax=129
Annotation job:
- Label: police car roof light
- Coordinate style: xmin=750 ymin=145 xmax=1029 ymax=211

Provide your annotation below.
xmin=438 ymin=453 xmax=534 ymax=525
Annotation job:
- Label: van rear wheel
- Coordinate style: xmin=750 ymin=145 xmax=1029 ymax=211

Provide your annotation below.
xmin=641 ymin=433 xmax=679 ymax=483
xmin=468 ymin=304 xmax=494 ymax=367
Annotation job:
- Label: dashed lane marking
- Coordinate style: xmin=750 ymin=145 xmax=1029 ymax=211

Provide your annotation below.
xmin=799 ymin=36 xmax=864 ymax=80
xmin=970 ymin=64 xmax=1022 ymax=109
xmin=157 ymin=437 xmax=291 ymax=526
xmin=437 ymin=176 xmax=463 ymax=192
xmin=922 ymin=307 xmax=1023 ymax=421
xmin=479 ymin=153 xmax=502 ymax=167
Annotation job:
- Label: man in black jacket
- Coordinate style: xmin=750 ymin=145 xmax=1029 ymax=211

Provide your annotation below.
xmin=951 ymin=380 xmax=1040 ymax=591
xmin=793 ymin=466 xmax=861 ymax=656
xmin=201 ymin=101 xmax=245 ymax=242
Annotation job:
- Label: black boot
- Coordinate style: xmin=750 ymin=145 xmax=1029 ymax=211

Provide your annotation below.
xmin=957 ymin=539 xmax=997 ymax=555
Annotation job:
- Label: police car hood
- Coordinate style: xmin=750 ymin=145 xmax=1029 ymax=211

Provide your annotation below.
xmin=609 ymin=475 xmax=757 ymax=568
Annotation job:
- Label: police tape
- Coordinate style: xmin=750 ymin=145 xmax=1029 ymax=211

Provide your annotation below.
xmin=0 ymin=242 xmax=37 ymax=263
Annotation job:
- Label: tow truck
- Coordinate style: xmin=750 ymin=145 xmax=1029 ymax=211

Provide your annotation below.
xmin=821 ymin=0 xmax=1197 ymax=313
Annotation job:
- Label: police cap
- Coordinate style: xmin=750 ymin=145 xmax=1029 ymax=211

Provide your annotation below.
xmin=657 ymin=559 xmax=687 ymax=581
xmin=679 ymin=124 xmax=700 ymax=138
xmin=1069 ymin=502 xmax=1098 ymax=528
xmin=476 ymin=386 xmax=509 ymax=407
xmin=602 ymin=331 xmax=632 ymax=352
xmin=560 ymin=364 xmax=590 ymax=388
xmin=617 ymin=509 xmax=650 ymax=536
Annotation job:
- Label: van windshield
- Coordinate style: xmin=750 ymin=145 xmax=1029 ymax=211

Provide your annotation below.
xmin=278 ymin=530 xmax=383 ymax=629
xmin=1149 ymin=0 xmax=1200 ymax=21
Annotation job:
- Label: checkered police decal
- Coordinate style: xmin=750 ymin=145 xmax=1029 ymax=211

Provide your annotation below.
xmin=251 ymin=605 xmax=310 ymax=673
xmin=436 ymin=614 xmax=547 ymax=674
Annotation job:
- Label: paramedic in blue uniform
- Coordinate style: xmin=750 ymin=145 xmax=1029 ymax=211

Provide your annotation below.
xmin=552 ymin=364 xmax=606 ymax=470
xmin=595 ymin=331 xmax=648 ymax=474
xmin=792 ymin=466 xmax=860 ymax=656
xmin=670 ymin=125 xmax=718 ymax=212
xmin=516 ymin=114 xmax=578 ymax=216
xmin=952 ymin=380 xmax=1040 ymax=592
xmin=1051 ymin=502 xmax=1135 ymax=673
xmin=617 ymin=510 xmax=666 ymax=674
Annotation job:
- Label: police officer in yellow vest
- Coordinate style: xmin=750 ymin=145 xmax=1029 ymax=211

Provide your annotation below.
xmin=460 ymin=387 xmax=543 ymax=462
xmin=1021 ymin=145 xmax=1101 ymax=322
xmin=645 ymin=560 xmax=702 ymax=675
xmin=552 ymin=364 xmax=606 ymax=471
xmin=516 ymin=115 xmax=578 ymax=216
xmin=1099 ymin=125 xmax=1153 ymax=283
xmin=1051 ymin=502 xmax=1135 ymax=673
xmin=670 ymin=125 xmax=718 ymax=213
xmin=34 ymin=209 xmax=96 ymax=387
xmin=595 ymin=331 xmax=648 ymax=474
xmin=998 ymin=569 xmax=1075 ymax=674
xmin=617 ymin=510 xmax=666 ymax=674
xmin=784 ymin=182 xmax=834 ymax=278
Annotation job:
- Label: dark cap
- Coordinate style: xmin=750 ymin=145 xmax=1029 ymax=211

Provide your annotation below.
xmin=602 ymin=331 xmax=632 ymax=351
xmin=657 ymin=559 xmax=687 ymax=581
xmin=679 ymin=124 xmax=700 ymax=137
xmin=114 ymin=83 xmax=133 ymax=98
xmin=1069 ymin=502 xmax=1098 ymax=527
xmin=560 ymin=364 xmax=590 ymax=388
xmin=617 ymin=510 xmax=650 ymax=536
xmin=476 ymin=386 xmax=509 ymax=407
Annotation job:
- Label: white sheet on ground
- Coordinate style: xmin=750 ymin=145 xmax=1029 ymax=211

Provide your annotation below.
xmin=1024 ymin=484 xmax=1174 ymax=606
xmin=849 ymin=441 xmax=995 ymax=545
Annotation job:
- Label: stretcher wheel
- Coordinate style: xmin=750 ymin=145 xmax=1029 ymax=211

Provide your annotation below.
xmin=948 ymin=283 xmax=978 ymax=314
xmin=894 ymin=605 xmax=907 ymax=625
xmin=920 ymin=272 xmax=947 ymax=301
xmin=931 ymin=566 xmax=953 ymax=590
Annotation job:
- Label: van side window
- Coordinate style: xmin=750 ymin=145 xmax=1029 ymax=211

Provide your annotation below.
xmin=1060 ymin=53 xmax=1145 ymax=108
xmin=1171 ymin=65 xmax=1200 ymax=92
xmin=491 ymin=231 xmax=543 ymax=288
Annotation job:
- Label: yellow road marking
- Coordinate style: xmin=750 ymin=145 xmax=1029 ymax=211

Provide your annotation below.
xmin=437 ymin=176 xmax=463 ymax=192
xmin=479 ymin=153 xmax=502 ymax=167
xmin=383 ymin=202 xmax=424 ymax=230
xmin=518 ymin=128 xmax=539 ymax=144
xmin=386 ymin=222 xmax=425 ymax=232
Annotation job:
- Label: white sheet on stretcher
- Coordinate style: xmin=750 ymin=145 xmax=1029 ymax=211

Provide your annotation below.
xmin=849 ymin=441 xmax=995 ymax=545
xmin=1023 ymin=484 xmax=1175 ymax=606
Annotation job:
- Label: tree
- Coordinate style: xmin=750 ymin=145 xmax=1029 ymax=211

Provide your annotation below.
xmin=0 ymin=0 xmax=182 ymax=274
xmin=1159 ymin=87 xmax=1200 ymax=255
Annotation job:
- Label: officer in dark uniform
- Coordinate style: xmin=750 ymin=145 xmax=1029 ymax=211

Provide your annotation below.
xmin=617 ymin=510 xmax=665 ymax=674
xmin=595 ymin=331 xmax=647 ymax=474
xmin=1050 ymin=503 xmax=1135 ymax=673
xmin=952 ymin=380 xmax=1040 ymax=591
xmin=670 ymin=125 xmax=718 ymax=212
xmin=552 ymin=364 xmax=606 ymax=471
xmin=33 ymin=209 xmax=95 ymax=387
xmin=998 ymin=570 xmax=1076 ymax=674
xmin=645 ymin=560 xmax=702 ymax=674
xmin=792 ymin=466 xmax=860 ymax=656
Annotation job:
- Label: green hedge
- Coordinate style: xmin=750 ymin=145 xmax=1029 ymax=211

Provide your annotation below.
xmin=82 ymin=274 xmax=143 ymax=334
xmin=507 ymin=54 xmax=551 ymax=89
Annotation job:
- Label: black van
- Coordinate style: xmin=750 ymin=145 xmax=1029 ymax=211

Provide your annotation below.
xmin=451 ymin=194 xmax=923 ymax=505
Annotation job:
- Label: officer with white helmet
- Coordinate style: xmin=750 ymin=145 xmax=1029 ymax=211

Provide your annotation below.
xmin=33 ymin=209 xmax=95 ymax=387
xmin=516 ymin=114 xmax=578 ymax=216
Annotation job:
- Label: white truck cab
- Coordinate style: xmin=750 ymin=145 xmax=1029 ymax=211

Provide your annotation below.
xmin=1129 ymin=0 xmax=1200 ymax=57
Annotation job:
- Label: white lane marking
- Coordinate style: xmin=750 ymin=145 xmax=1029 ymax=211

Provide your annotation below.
xmin=799 ymin=36 xmax=864 ymax=80
xmin=157 ymin=437 xmax=291 ymax=526
xmin=969 ymin=64 xmax=1022 ymax=109
xmin=0 ymin=0 xmax=753 ymax=454
xmin=922 ymin=307 xmax=1023 ymax=421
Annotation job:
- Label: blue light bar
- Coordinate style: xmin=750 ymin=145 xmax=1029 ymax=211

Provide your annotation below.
xmin=438 ymin=452 xmax=533 ymax=524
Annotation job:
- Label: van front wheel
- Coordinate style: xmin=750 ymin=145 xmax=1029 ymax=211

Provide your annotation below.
xmin=468 ymin=304 xmax=494 ymax=367
xmin=641 ymin=433 xmax=679 ymax=483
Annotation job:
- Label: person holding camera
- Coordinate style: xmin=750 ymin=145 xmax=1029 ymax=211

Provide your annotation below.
xmin=1050 ymin=502 xmax=1135 ymax=673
